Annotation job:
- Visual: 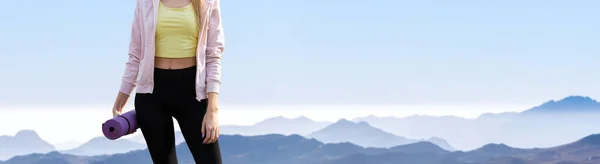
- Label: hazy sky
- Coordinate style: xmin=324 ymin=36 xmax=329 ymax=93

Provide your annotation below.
xmin=1 ymin=0 xmax=599 ymax=107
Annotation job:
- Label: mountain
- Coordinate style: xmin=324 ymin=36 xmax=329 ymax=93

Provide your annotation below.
xmin=321 ymin=133 xmax=600 ymax=164
xmin=479 ymin=133 xmax=600 ymax=164
xmin=54 ymin=140 xmax=82 ymax=151
xmin=353 ymin=114 xmax=491 ymax=150
xmin=307 ymin=119 xmax=414 ymax=148
xmin=455 ymin=143 xmax=539 ymax=163
xmin=477 ymin=112 xmax=520 ymax=120
xmin=6 ymin=133 xmax=600 ymax=164
xmin=317 ymin=151 xmax=461 ymax=164
xmin=388 ymin=141 xmax=450 ymax=155
xmin=0 ymin=130 xmax=55 ymax=160
xmin=0 ymin=134 xmax=450 ymax=164
xmin=0 ymin=151 xmax=107 ymax=164
xmin=534 ymin=134 xmax=600 ymax=163
xmin=496 ymin=96 xmax=600 ymax=148
xmin=221 ymin=116 xmax=331 ymax=136
xmin=126 ymin=116 xmax=330 ymax=144
xmin=353 ymin=95 xmax=600 ymax=150
xmin=453 ymin=133 xmax=600 ymax=163
xmin=60 ymin=137 xmax=146 ymax=156
xmin=418 ymin=137 xmax=455 ymax=152
xmin=127 ymin=131 xmax=185 ymax=145
xmin=307 ymin=119 xmax=455 ymax=150
xmin=521 ymin=96 xmax=600 ymax=114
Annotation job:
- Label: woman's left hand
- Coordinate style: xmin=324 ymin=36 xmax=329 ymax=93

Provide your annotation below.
xmin=202 ymin=104 xmax=220 ymax=144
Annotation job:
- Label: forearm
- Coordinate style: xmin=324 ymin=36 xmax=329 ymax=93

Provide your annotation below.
xmin=207 ymin=92 xmax=219 ymax=113
xmin=114 ymin=92 xmax=130 ymax=107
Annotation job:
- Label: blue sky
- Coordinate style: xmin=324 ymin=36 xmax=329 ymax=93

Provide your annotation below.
xmin=1 ymin=0 xmax=599 ymax=107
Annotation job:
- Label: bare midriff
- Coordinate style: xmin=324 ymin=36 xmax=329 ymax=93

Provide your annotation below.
xmin=155 ymin=57 xmax=197 ymax=69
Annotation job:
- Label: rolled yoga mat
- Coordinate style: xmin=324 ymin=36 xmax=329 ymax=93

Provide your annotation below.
xmin=102 ymin=110 xmax=139 ymax=140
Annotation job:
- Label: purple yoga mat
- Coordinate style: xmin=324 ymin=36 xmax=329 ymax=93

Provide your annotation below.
xmin=102 ymin=110 xmax=139 ymax=140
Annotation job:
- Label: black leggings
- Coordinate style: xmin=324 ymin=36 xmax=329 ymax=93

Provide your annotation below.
xmin=135 ymin=66 xmax=222 ymax=164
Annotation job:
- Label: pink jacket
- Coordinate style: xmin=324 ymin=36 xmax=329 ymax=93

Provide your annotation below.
xmin=119 ymin=0 xmax=224 ymax=101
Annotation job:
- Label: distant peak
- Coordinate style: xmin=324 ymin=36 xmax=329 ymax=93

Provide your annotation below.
xmin=561 ymin=95 xmax=595 ymax=102
xmin=482 ymin=143 xmax=509 ymax=148
xmin=478 ymin=143 xmax=513 ymax=152
xmin=255 ymin=116 xmax=287 ymax=124
xmin=254 ymin=115 xmax=317 ymax=126
xmin=328 ymin=119 xmax=374 ymax=129
xmin=411 ymin=141 xmax=439 ymax=147
xmin=575 ymin=134 xmax=600 ymax=145
xmin=292 ymin=116 xmax=312 ymax=122
xmin=390 ymin=141 xmax=443 ymax=151
xmin=544 ymin=96 xmax=597 ymax=105
xmin=427 ymin=136 xmax=445 ymax=141
xmin=334 ymin=118 xmax=353 ymax=124
xmin=357 ymin=121 xmax=370 ymax=126
xmin=89 ymin=136 xmax=109 ymax=142
xmin=477 ymin=112 xmax=517 ymax=118
xmin=267 ymin=116 xmax=287 ymax=120
xmin=14 ymin=129 xmax=41 ymax=139
xmin=523 ymin=95 xmax=600 ymax=113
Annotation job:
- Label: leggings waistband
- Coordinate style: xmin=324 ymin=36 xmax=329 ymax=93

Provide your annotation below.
xmin=154 ymin=65 xmax=197 ymax=73
xmin=153 ymin=65 xmax=197 ymax=92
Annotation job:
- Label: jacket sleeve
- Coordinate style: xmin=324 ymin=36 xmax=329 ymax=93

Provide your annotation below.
xmin=119 ymin=0 xmax=143 ymax=95
xmin=205 ymin=0 xmax=225 ymax=94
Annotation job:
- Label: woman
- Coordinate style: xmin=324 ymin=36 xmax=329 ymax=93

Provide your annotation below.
xmin=111 ymin=0 xmax=225 ymax=163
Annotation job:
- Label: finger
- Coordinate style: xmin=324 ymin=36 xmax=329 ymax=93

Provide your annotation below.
xmin=215 ymin=128 xmax=221 ymax=142
xmin=203 ymin=126 xmax=212 ymax=144
xmin=209 ymin=127 xmax=216 ymax=143
xmin=113 ymin=109 xmax=122 ymax=115
xmin=201 ymin=122 xmax=206 ymax=139
xmin=114 ymin=107 xmax=121 ymax=113
xmin=210 ymin=128 xmax=216 ymax=143
xmin=206 ymin=128 xmax=215 ymax=144
xmin=211 ymin=128 xmax=219 ymax=143
xmin=208 ymin=129 xmax=215 ymax=143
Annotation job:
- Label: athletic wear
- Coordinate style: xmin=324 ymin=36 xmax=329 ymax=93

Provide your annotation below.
xmin=135 ymin=66 xmax=222 ymax=164
xmin=155 ymin=2 xmax=199 ymax=58
xmin=120 ymin=0 xmax=224 ymax=101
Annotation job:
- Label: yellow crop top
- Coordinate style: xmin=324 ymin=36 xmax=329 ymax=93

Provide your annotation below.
xmin=155 ymin=2 xmax=199 ymax=58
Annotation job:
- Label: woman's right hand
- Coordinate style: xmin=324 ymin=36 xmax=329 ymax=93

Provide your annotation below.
xmin=112 ymin=92 xmax=130 ymax=118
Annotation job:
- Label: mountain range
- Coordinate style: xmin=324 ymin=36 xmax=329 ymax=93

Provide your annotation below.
xmin=354 ymin=95 xmax=600 ymax=150
xmin=59 ymin=137 xmax=146 ymax=156
xmin=0 ymin=131 xmax=147 ymax=161
xmin=0 ymin=118 xmax=454 ymax=160
xmin=3 ymin=133 xmax=600 ymax=164
xmin=220 ymin=116 xmax=332 ymax=136
xmin=316 ymin=133 xmax=600 ymax=164
xmin=307 ymin=119 xmax=455 ymax=150
xmin=0 ymin=130 xmax=55 ymax=160
xmin=112 ymin=95 xmax=600 ymax=151
xmin=126 ymin=116 xmax=330 ymax=144
xmin=3 ymin=95 xmax=600 ymax=162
